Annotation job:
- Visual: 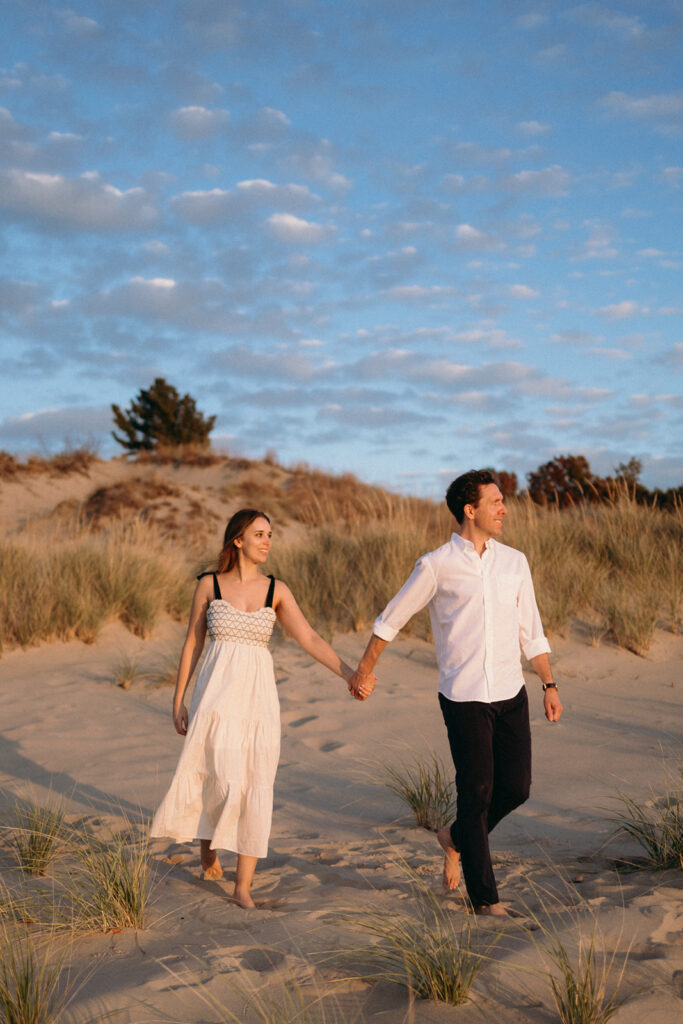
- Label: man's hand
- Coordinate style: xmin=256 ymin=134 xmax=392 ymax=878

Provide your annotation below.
xmin=348 ymin=669 xmax=377 ymax=701
xmin=543 ymin=687 xmax=563 ymax=723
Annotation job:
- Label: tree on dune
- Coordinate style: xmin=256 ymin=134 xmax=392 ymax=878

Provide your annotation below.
xmin=111 ymin=378 xmax=216 ymax=454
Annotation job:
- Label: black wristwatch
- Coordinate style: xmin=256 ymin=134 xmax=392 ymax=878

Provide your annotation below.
xmin=542 ymin=682 xmax=558 ymax=691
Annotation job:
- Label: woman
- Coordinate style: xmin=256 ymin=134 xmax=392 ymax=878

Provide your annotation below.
xmin=150 ymin=508 xmax=374 ymax=908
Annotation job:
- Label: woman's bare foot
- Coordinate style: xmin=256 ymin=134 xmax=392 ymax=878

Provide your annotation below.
xmin=201 ymin=863 xmax=223 ymax=880
xmin=200 ymin=841 xmax=223 ymax=880
xmin=476 ymin=902 xmax=507 ymax=916
xmin=436 ymin=827 xmax=461 ymax=890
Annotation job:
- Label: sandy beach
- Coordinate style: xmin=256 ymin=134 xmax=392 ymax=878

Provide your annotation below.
xmin=1 ymin=611 xmax=681 ymax=1022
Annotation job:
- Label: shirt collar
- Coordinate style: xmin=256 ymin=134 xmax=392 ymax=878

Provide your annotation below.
xmin=452 ymin=532 xmax=495 ymax=557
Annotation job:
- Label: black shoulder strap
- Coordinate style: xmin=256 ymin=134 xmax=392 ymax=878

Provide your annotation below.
xmin=195 ymin=571 xmax=221 ymax=601
xmin=265 ymin=575 xmax=276 ymax=608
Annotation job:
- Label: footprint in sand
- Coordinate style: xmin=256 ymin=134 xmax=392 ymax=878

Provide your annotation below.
xmin=289 ymin=715 xmax=318 ymax=728
xmin=240 ymin=948 xmax=285 ymax=972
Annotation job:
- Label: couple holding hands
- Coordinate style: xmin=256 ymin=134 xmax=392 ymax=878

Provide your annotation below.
xmin=151 ymin=470 xmax=562 ymax=913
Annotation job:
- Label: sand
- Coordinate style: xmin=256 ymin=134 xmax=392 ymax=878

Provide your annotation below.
xmin=1 ymin=614 xmax=681 ymax=1022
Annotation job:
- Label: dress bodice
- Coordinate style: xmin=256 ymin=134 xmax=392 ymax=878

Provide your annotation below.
xmin=206 ymin=600 xmax=276 ymax=647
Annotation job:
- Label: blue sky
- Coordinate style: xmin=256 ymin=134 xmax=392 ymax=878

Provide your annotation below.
xmin=1 ymin=0 xmax=682 ymax=496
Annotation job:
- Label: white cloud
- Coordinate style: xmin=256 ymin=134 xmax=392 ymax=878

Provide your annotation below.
xmin=600 ymin=91 xmax=683 ymax=132
xmin=500 ymin=165 xmax=571 ymax=196
xmin=266 ymin=213 xmax=331 ymax=244
xmin=441 ymin=173 xmax=488 ymax=192
xmin=283 ymin=142 xmax=351 ymax=191
xmin=517 ymin=120 xmax=551 ymax=136
xmin=236 ymin=179 xmax=315 ymax=204
xmin=660 ymin=166 xmax=683 ymax=187
xmin=0 ymin=170 xmax=158 ymax=231
xmin=598 ymin=300 xmax=640 ymax=319
xmin=0 ymin=405 xmax=112 ymax=447
xmin=172 ymin=180 xmax=316 ymax=223
xmin=58 ymin=10 xmax=100 ymax=36
xmin=456 ymin=328 xmax=523 ymax=350
xmin=508 ymin=284 xmax=539 ymax=299
xmin=384 ymin=284 xmax=456 ymax=301
xmin=130 ymin=276 xmax=176 ymax=288
xmin=455 ymin=224 xmax=500 ymax=251
xmin=566 ymin=4 xmax=645 ymax=40
xmin=169 ymin=105 xmax=230 ymax=139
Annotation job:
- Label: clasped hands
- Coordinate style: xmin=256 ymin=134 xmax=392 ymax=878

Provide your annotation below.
xmin=347 ymin=667 xmax=377 ymax=701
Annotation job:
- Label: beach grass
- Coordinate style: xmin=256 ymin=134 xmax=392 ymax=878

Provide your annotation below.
xmin=609 ymin=772 xmax=683 ymax=870
xmin=546 ymin=931 xmax=628 ymax=1024
xmin=383 ymin=752 xmax=456 ymax=831
xmin=0 ymin=919 xmax=79 ymax=1024
xmin=111 ymin=652 xmax=150 ymax=690
xmin=10 ymin=795 xmax=66 ymax=877
xmin=515 ymin=876 xmax=636 ymax=1024
xmin=3 ymin=459 xmax=683 ymax=654
xmin=343 ymin=882 xmax=487 ymax=1005
xmin=0 ymin=522 xmax=191 ymax=652
xmin=65 ymin=818 xmax=153 ymax=931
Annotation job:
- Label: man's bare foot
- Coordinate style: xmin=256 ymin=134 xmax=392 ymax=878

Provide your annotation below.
xmin=436 ymin=827 xmax=461 ymax=890
xmin=475 ymin=902 xmax=507 ymax=917
xmin=232 ymin=888 xmax=255 ymax=909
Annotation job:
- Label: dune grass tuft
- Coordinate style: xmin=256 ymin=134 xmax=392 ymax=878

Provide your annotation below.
xmin=346 ymin=883 xmax=487 ymax=1005
xmin=0 ymin=523 xmax=192 ymax=653
xmin=66 ymin=818 xmax=153 ymax=931
xmin=11 ymin=795 xmax=66 ymax=877
xmin=111 ymin=652 xmax=150 ymax=690
xmin=546 ymin=933 xmax=628 ymax=1024
xmin=383 ymin=752 xmax=456 ymax=831
xmin=517 ymin=875 xmax=636 ymax=1024
xmin=0 ymin=920 xmax=77 ymax=1024
xmin=609 ymin=773 xmax=683 ymax=870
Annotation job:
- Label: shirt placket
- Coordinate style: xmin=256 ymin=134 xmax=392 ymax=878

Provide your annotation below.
xmin=481 ymin=545 xmax=494 ymax=700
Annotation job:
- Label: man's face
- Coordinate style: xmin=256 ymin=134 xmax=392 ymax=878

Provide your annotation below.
xmin=468 ymin=483 xmax=506 ymax=538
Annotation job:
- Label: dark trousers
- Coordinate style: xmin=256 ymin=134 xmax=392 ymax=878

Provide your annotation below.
xmin=438 ymin=686 xmax=531 ymax=908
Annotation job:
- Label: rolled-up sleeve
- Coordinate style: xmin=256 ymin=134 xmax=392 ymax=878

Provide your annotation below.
xmin=373 ymin=556 xmax=438 ymax=642
xmin=517 ymin=555 xmax=551 ymax=660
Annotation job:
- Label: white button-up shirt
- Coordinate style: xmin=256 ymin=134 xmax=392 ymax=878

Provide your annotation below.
xmin=373 ymin=533 xmax=550 ymax=703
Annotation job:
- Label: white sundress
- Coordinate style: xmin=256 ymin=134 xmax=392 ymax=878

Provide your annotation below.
xmin=150 ymin=574 xmax=280 ymax=859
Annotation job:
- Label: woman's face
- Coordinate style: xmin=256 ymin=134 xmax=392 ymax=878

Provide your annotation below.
xmin=235 ymin=516 xmax=272 ymax=564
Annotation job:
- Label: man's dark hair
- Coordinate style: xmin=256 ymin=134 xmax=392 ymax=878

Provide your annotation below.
xmin=445 ymin=469 xmax=496 ymax=524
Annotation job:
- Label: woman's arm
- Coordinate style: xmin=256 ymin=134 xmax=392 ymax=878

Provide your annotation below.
xmin=274 ymin=582 xmax=366 ymax=688
xmin=172 ymin=577 xmax=211 ymax=735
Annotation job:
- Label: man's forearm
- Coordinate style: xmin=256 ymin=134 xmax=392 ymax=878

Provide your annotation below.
xmin=358 ymin=634 xmax=388 ymax=676
xmin=530 ymin=652 xmax=553 ymax=687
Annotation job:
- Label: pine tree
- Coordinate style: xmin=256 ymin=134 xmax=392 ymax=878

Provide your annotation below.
xmin=111 ymin=378 xmax=216 ymax=453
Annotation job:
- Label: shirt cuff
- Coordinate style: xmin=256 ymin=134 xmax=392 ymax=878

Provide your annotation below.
xmin=373 ymin=617 xmax=398 ymax=642
xmin=522 ymin=635 xmax=551 ymax=660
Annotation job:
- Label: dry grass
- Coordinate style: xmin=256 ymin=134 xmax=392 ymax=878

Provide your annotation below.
xmin=383 ymin=752 xmax=456 ymax=831
xmin=0 ymin=920 xmax=80 ymax=1024
xmin=10 ymin=796 xmax=66 ymax=877
xmin=3 ymin=454 xmax=682 ymax=655
xmin=65 ymin=818 xmax=153 ymax=932
xmin=608 ymin=768 xmax=683 ymax=870
xmin=520 ymin=881 xmax=635 ymax=1024
xmin=0 ymin=522 xmax=192 ymax=653
xmin=342 ymin=881 xmax=489 ymax=1005
xmin=0 ymin=447 xmax=99 ymax=480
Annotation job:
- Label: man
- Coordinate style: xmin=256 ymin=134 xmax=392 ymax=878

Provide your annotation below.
xmin=349 ymin=469 xmax=562 ymax=916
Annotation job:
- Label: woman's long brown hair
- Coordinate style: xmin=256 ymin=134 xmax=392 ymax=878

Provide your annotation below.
xmin=217 ymin=508 xmax=271 ymax=573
